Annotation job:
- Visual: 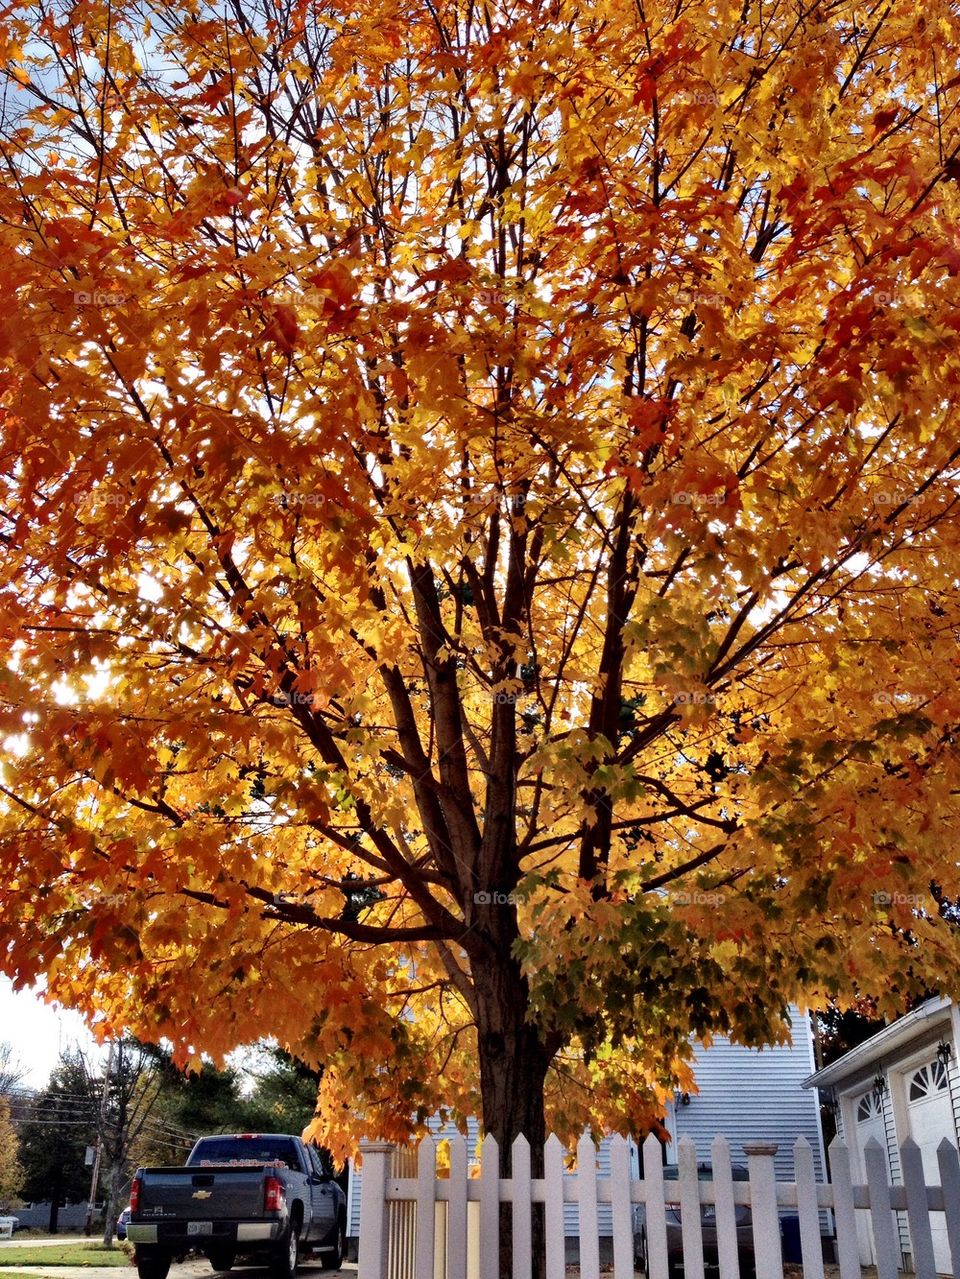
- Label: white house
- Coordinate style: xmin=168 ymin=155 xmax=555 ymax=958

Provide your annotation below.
xmin=347 ymin=1004 xmax=826 ymax=1258
xmin=803 ymin=994 xmax=960 ymax=1274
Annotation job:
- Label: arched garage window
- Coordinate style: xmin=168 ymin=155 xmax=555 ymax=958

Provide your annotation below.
xmin=857 ymin=1091 xmax=883 ymax=1122
xmin=909 ymin=1059 xmax=949 ymax=1101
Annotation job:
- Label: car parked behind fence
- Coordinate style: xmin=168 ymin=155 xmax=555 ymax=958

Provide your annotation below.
xmin=633 ymin=1162 xmax=756 ymax=1279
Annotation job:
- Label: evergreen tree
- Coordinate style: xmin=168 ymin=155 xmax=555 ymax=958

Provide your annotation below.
xmin=18 ymin=1055 xmax=96 ymax=1233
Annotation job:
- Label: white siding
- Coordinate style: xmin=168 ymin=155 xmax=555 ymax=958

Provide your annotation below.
xmin=671 ymin=1006 xmax=828 ymax=1185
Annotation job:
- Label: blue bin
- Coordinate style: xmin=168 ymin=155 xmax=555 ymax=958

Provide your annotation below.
xmin=781 ymin=1213 xmax=802 ymax=1263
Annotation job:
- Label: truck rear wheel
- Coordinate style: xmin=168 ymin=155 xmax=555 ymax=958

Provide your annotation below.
xmin=135 ymin=1247 xmax=171 ymax=1279
xmin=319 ymin=1219 xmax=345 ymax=1270
xmin=269 ymin=1218 xmax=300 ymax=1279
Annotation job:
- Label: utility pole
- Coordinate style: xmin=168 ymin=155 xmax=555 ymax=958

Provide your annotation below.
xmin=84 ymin=1042 xmax=114 ymax=1237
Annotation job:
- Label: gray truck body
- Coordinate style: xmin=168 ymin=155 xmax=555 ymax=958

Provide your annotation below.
xmin=128 ymin=1133 xmax=345 ymax=1270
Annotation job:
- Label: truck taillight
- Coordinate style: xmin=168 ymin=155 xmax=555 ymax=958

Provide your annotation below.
xmin=264 ymin=1175 xmax=285 ymax=1213
xmin=130 ymin=1177 xmax=142 ymax=1213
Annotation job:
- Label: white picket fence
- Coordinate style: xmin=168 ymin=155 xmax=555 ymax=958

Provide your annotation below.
xmin=356 ymin=1131 xmax=960 ymax=1279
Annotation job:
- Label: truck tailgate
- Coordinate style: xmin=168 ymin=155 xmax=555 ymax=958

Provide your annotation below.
xmin=140 ymin=1167 xmax=267 ymax=1220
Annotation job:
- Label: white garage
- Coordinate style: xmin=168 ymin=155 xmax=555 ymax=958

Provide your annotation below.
xmin=804 ymin=995 xmax=960 ymax=1276
xmin=853 ymin=1088 xmax=888 ymax=1267
xmin=905 ymin=1057 xmax=954 ymax=1273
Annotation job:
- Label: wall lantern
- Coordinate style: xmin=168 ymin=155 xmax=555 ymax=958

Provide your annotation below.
xmin=937 ymin=1040 xmax=953 ymax=1066
xmin=873 ymin=1067 xmax=888 ymax=1107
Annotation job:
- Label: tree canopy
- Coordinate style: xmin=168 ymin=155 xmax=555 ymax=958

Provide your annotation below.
xmin=1 ymin=0 xmax=960 ymax=1159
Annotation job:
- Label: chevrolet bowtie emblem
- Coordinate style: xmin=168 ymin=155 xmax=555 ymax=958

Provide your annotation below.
xmin=192 ymin=1190 xmax=212 ymax=1200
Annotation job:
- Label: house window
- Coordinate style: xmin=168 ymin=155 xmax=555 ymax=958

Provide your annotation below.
xmin=909 ymin=1060 xmax=950 ymax=1101
xmin=857 ymin=1091 xmax=883 ymax=1121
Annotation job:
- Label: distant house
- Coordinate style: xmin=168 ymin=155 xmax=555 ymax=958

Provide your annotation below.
xmin=347 ymin=1004 xmax=826 ymax=1259
xmin=804 ymin=994 xmax=960 ymax=1274
xmin=12 ymin=1200 xmax=99 ymax=1232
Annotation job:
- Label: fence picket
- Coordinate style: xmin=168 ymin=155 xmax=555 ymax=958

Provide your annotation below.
xmin=864 ymin=1135 xmax=899 ymax=1279
xmin=678 ymin=1135 xmax=706 ymax=1279
xmin=358 ymin=1140 xmax=394 ymax=1279
xmin=511 ymin=1136 xmax=532 ymax=1279
xmin=937 ymin=1137 xmax=960 ymax=1279
xmin=827 ymin=1139 xmax=861 ymax=1279
xmin=543 ymin=1135 xmax=565 ymax=1279
xmin=794 ymin=1137 xmax=825 ymax=1279
xmin=479 ymin=1135 xmax=499 ymax=1279
xmin=744 ymin=1142 xmax=783 ymax=1279
xmin=447 ymin=1135 xmax=468 ymax=1279
xmin=901 ymin=1137 xmax=937 ymax=1279
xmin=710 ymin=1134 xmax=740 ymax=1279
xmin=576 ymin=1132 xmax=601 ymax=1279
xmin=608 ymin=1135 xmax=633 ymax=1279
xmin=643 ymin=1132 xmax=669 ymax=1279
xmin=414 ymin=1137 xmax=436 ymax=1279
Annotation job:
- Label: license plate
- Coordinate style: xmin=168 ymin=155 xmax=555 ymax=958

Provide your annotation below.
xmin=188 ymin=1222 xmax=213 ymax=1236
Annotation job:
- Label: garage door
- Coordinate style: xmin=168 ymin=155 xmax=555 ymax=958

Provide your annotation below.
xmin=907 ymin=1059 xmax=956 ymax=1274
xmin=855 ymin=1089 xmax=888 ymax=1267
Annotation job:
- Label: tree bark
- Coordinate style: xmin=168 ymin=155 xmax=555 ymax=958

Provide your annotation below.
xmin=101 ymin=1159 xmax=120 ymax=1246
xmin=474 ymin=946 xmax=552 ymax=1279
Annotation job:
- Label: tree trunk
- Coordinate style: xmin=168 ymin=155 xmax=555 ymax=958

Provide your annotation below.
xmin=101 ymin=1160 xmax=120 ymax=1246
xmin=474 ymin=948 xmax=552 ymax=1279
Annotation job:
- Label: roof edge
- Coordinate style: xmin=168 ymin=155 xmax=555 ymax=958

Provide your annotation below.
xmin=802 ymin=995 xmax=952 ymax=1090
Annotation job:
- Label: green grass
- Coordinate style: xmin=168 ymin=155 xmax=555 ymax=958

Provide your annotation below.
xmin=0 ymin=1244 xmax=131 ymax=1267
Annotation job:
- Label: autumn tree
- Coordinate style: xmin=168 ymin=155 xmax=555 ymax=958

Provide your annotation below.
xmin=2 ymin=0 xmax=960 ymax=1212
xmin=0 ymin=1097 xmax=22 ymax=1209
